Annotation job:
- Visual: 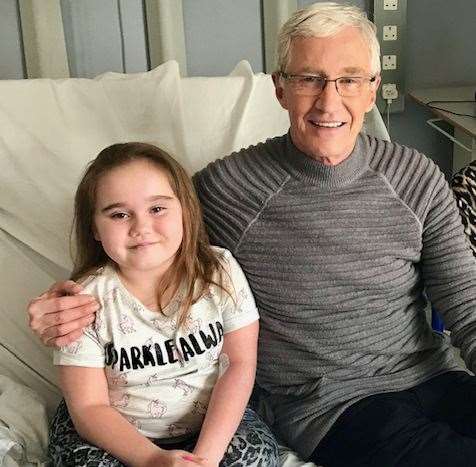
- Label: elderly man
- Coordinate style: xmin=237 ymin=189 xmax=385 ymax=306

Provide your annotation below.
xmin=28 ymin=2 xmax=476 ymax=466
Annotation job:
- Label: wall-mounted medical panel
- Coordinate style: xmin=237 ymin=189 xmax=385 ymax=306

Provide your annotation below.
xmin=373 ymin=0 xmax=407 ymax=113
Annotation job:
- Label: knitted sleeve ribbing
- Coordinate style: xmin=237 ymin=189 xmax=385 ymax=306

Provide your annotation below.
xmin=420 ymin=170 xmax=476 ymax=371
xmin=368 ymin=135 xmax=476 ymax=371
xmin=193 ymin=138 xmax=288 ymax=254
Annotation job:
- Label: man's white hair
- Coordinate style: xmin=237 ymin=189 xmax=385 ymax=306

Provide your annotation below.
xmin=277 ymin=2 xmax=381 ymax=75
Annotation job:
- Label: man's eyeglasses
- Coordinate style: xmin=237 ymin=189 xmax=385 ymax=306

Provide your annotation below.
xmin=279 ymin=72 xmax=377 ymax=97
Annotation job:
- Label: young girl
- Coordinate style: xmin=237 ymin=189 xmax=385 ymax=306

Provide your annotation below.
xmin=48 ymin=143 xmax=278 ymax=467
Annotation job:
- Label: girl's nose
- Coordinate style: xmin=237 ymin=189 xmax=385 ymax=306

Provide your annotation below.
xmin=130 ymin=214 xmax=151 ymax=237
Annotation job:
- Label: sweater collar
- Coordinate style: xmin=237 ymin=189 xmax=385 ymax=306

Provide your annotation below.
xmin=281 ymin=132 xmax=369 ymax=187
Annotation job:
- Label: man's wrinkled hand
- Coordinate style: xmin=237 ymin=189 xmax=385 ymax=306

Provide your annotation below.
xmin=27 ymin=280 xmax=99 ymax=347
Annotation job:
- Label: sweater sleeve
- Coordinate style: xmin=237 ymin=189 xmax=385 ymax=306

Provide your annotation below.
xmin=193 ymin=157 xmax=250 ymax=253
xmin=420 ymin=167 xmax=476 ymax=372
xmin=193 ymin=138 xmax=288 ymax=254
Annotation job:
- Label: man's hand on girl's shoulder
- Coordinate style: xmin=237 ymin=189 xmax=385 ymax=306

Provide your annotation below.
xmin=27 ymin=280 xmax=99 ymax=347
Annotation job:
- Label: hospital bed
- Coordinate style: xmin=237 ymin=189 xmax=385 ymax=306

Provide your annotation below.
xmin=0 ymin=60 xmax=389 ymax=466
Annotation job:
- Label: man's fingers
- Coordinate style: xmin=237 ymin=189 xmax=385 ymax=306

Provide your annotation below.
xmin=47 ymin=280 xmax=84 ymax=296
xmin=42 ymin=293 xmax=97 ymax=312
xmin=28 ymin=294 xmax=97 ymax=327
xmin=43 ymin=305 xmax=99 ymax=328
xmin=41 ymin=313 xmax=96 ymax=343
xmin=27 ymin=281 xmax=99 ymax=348
xmin=34 ymin=281 xmax=83 ymax=301
xmin=47 ymin=329 xmax=85 ymax=348
xmin=29 ymin=296 xmax=99 ymax=344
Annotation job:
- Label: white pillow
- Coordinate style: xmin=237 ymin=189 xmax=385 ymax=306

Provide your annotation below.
xmin=0 ymin=60 xmax=289 ymax=270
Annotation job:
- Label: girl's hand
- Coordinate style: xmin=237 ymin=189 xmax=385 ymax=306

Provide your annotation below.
xmin=194 ymin=461 xmax=219 ymax=467
xmin=191 ymin=450 xmax=219 ymax=467
xmin=139 ymin=449 xmax=206 ymax=467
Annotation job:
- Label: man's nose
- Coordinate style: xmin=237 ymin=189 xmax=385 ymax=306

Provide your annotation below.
xmin=314 ymin=80 xmax=342 ymax=111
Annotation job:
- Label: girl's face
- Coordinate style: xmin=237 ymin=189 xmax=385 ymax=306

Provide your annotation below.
xmin=93 ymin=159 xmax=183 ymax=281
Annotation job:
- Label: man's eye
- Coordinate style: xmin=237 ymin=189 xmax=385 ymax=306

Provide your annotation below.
xmin=300 ymin=76 xmax=323 ymax=84
xmin=340 ymin=77 xmax=360 ymax=85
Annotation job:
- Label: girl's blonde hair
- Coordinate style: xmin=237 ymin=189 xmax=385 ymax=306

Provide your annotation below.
xmin=71 ymin=142 xmax=225 ymax=327
xmin=277 ymin=2 xmax=381 ymax=75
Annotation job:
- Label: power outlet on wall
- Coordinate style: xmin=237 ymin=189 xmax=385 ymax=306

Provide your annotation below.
xmin=383 ymin=25 xmax=397 ymax=40
xmin=382 ymin=54 xmax=397 ymax=70
xmin=382 ymin=83 xmax=398 ymax=100
xmin=383 ymin=0 xmax=398 ymax=10
xmin=374 ymin=0 xmax=407 ymax=113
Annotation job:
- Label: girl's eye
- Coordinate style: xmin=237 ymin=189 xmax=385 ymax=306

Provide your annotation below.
xmin=151 ymin=206 xmax=165 ymax=214
xmin=110 ymin=212 xmax=129 ymax=220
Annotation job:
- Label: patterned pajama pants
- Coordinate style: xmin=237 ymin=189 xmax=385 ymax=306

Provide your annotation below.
xmin=48 ymin=400 xmax=279 ymax=467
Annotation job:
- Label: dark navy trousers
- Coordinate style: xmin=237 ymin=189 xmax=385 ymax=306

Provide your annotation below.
xmin=312 ymin=371 xmax=476 ymax=467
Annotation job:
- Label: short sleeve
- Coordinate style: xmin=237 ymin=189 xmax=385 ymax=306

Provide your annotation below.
xmin=53 ymin=324 xmax=105 ymax=368
xmin=219 ymin=250 xmax=259 ymax=333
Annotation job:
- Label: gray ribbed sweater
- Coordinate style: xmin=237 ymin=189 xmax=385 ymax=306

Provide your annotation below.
xmin=193 ymin=133 xmax=476 ymax=459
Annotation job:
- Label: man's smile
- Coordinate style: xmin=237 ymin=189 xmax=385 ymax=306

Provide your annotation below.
xmin=308 ymin=119 xmax=346 ymax=128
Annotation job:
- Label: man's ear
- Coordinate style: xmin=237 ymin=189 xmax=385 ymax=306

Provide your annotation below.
xmin=272 ymin=72 xmax=288 ymax=110
xmin=366 ymin=74 xmax=381 ymax=112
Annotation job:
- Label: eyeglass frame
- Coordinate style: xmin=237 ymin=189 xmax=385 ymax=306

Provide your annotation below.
xmin=278 ymin=72 xmax=378 ymax=97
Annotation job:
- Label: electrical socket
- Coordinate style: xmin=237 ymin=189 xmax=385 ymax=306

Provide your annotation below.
xmin=382 ymin=83 xmax=398 ymax=100
xmin=383 ymin=0 xmax=398 ymax=10
xmin=383 ymin=25 xmax=398 ymax=41
xmin=382 ymin=55 xmax=397 ymax=70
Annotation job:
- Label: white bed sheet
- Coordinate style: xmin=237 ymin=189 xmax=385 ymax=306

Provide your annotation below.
xmin=0 ymin=375 xmax=48 ymax=466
